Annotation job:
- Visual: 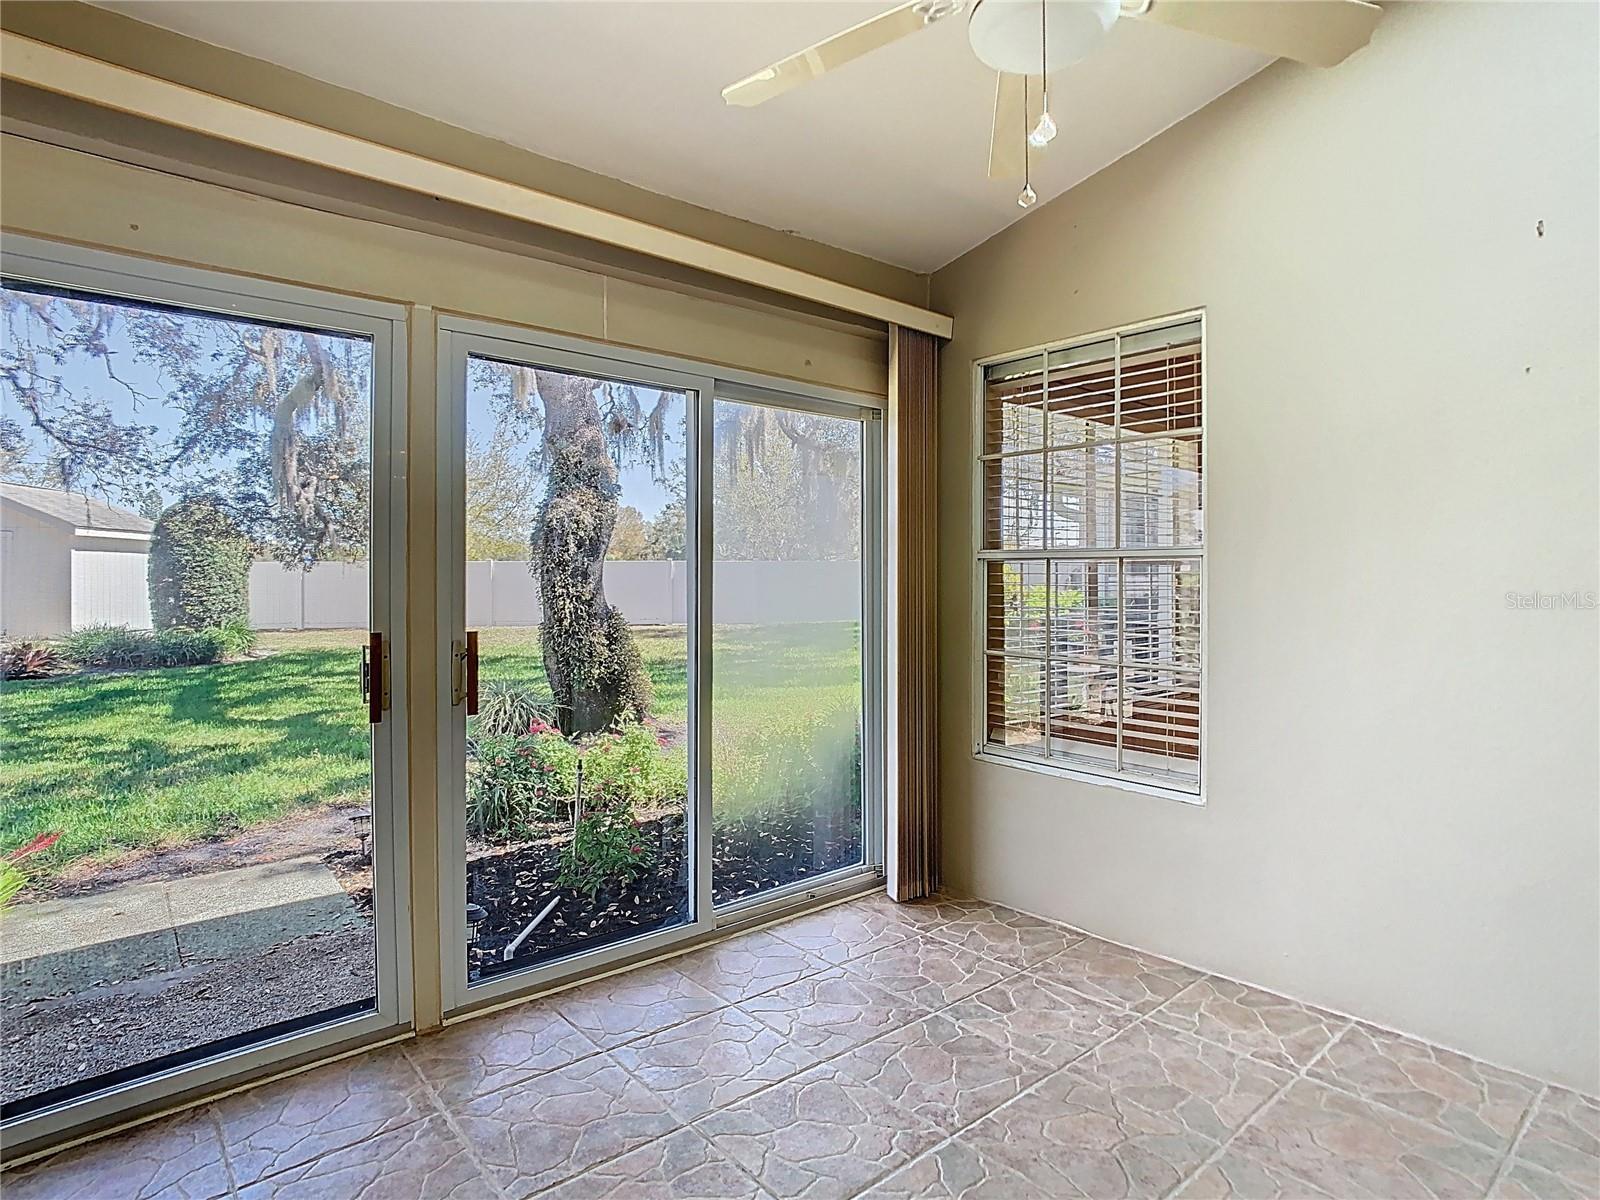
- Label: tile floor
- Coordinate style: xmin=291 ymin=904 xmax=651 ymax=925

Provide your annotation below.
xmin=6 ymin=893 xmax=1597 ymax=1200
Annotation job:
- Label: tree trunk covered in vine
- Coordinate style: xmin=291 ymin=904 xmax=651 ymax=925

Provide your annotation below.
xmin=531 ymin=371 xmax=652 ymax=736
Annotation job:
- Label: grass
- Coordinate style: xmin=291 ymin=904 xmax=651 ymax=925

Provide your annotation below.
xmin=0 ymin=624 xmax=860 ymax=877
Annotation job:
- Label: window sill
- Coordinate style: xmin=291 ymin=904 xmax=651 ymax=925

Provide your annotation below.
xmin=973 ymin=746 xmax=1205 ymax=807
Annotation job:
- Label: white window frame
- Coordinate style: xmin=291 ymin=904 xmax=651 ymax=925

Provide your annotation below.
xmin=970 ymin=309 xmax=1207 ymax=804
xmin=0 ymin=235 xmax=412 ymax=1154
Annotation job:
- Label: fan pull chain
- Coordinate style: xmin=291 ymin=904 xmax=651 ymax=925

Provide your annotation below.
xmin=1029 ymin=0 xmax=1058 ymax=149
xmin=1018 ymin=75 xmax=1037 ymax=208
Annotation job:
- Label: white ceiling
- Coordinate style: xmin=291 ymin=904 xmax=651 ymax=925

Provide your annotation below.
xmin=98 ymin=1 xmax=1268 ymax=273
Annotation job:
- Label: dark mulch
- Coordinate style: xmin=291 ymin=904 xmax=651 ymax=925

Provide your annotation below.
xmin=467 ymin=801 xmax=863 ymax=980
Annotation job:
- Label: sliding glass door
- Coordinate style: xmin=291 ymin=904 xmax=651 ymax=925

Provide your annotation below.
xmin=440 ymin=322 xmax=881 ymax=1010
xmin=709 ymin=398 xmax=870 ymax=908
xmin=0 ymin=239 xmax=408 ymax=1143
xmin=456 ymin=352 xmax=695 ymax=983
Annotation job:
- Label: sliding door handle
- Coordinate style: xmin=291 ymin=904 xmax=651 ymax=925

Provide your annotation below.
xmin=452 ymin=633 xmax=480 ymax=713
xmin=368 ymin=631 xmax=389 ymax=724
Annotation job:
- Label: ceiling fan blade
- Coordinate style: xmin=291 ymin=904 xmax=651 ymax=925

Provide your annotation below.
xmin=1131 ymin=0 xmax=1381 ymax=68
xmin=722 ymin=1 xmax=943 ymax=107
xmin=989 ymin=72 xmax=1043 ymax=180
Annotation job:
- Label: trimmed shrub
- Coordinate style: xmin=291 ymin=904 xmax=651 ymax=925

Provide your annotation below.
xmin=148 ymin=497 xmax=250 ymax=632
xmin=57 ymin=624 xmax=226 ymax=670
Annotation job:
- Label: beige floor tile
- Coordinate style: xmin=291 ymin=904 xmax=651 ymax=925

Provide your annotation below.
xmin=1028 ymin=936 xmax=1201 ymax=1014
xmin=829 ymin=1012 xmax=1053 ymax=1133
xmin=448 ymin=1052 xmax=679 ymax=1196
xmin=1490 ymin=1157 xmax=1596 ymax=1200
xmin=235 ymin=1114 xmax=496 ymax=1200
xmin=739 ymin=967 xmax=932 ymax=1058
xmin=406 ymin=998 xmax=598 ymax=1103
xmin=214 ymin=1047 xmax=434 ymax=1187
xmin=1174 ymin=1148 xmax=1337 ymax=1199
xmin=1069 ymin=1021 xmax=1290 ymax=1144
xmin=943 ymin=973 xmax=1134 ymax=1067
xmin=928 ymin=905 xmax=1085 ymax=970
xmin=1150 ymin=976 xmax=1345 ymax=1072
xmin=767 ymin=901 xmax=913 ymax=966
xmin=853 ymin=893 xmax=990 ymax=933
xmin=840 ymin=937 xmax=1012 ymax=1010
xmin=539 ymin=1127 xmax=771 ymax=1200
xmin=0 ymin=1110 xmax=231 ymax=1200
xmin=611 ymin=1006 xmax=816 ymax=1122
xmin=1308 ymin=1022 xmax=1539 ymax=1150
xmin=695 ymin=1062 xmax=943 ymax=1200
xmin=1233 ymin=1079 xmax=1501 ymax=1199
xmin=961 ymin=1068 xmax=1217 ymax=1199
xmin=555 ymin=960 xmax=725 ymax=1049
xmin=673 ymin=930 xmax=828 ymax=1004
xmin=1514 ymin=1087 xmax=1600 ymax=1193
xmin=859 ymin=1137 xmax=1055 ymax=1199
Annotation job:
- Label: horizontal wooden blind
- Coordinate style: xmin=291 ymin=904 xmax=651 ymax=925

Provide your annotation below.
xmin=978 ymin=316 xmax=1204 ymax=794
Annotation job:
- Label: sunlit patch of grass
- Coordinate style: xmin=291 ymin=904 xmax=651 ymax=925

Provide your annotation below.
xmin=0 ymin=624 xmax=860 ymax=875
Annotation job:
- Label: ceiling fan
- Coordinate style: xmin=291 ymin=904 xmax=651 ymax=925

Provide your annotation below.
xmin=722 ymin=0 xmax=1382 ymax=206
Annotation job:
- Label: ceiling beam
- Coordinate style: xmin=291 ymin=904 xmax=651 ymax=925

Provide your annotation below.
xmin=0 ymin=32 xmax=954 ymax=339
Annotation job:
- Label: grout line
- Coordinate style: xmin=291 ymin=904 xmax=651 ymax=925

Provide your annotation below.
xmin=1484 ymin=1084 xmax=1547 ymax=1198
xmin=1161 ymin=1019 xmax=1354 ymax=1200
xmin=399 ymin=1044 xmax=517 ymax=1200
xmin=205 ymin=1104 xmax=240 ymax=1200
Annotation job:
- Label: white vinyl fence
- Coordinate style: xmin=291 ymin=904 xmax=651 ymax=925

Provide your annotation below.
xmin=68 ymin=557 xmax=862 ymax=631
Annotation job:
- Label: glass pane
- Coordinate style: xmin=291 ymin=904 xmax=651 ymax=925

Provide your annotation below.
xmin=0 ymin=283 xmax=378 ymax=1118
xmin=983 ymin=453 xmax=1046 ymax=550
xmin=462 ymin=359 xmax=689 ymax=983
xmin=710 ymin=401 xmax=864 ymax=907
xmin=1122 ymin=559 xmax=1202 ymax=668
xmin=1120 ymin=666 xmax=1201 ymax=790
xmin=1049 ymin=559 xmax=1119 ymax=661
xmin=1046 ymin=443 xmax=1116 ymax=549
xmin=985 ymin=560 xmax=1047 ymax=656
xmin=981 ymin=355 xmax=1047 ymax=457
xmin=1045 ymin=337 xmax=1117 ymax=445
xmin=986 ymin=656 xmax=1044 ymax=753
xmin=1046 ymin=658 xmax=1120 ymax=770
xmin=1120 ymin=433 xmax=1202 ymax=549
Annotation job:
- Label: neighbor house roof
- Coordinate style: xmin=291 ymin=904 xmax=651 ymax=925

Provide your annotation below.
xmin=0 ymin=483 xmax=155 ymax=535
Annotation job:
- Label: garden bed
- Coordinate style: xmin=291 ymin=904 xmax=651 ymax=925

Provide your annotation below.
xmin=467 ymin=798 xmax=863 ymax=979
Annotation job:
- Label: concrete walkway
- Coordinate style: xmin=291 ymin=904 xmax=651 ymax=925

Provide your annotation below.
xmin=0 ymin=856 xmax=362 ymax=998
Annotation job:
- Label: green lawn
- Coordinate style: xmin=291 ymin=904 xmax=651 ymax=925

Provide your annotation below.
xmin=0 ymin=624 xmax=860 ymax=877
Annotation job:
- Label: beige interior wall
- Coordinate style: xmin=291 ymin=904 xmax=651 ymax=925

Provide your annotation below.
xmin=0 ymin=0 xmax=928 ymax=310
xmin=931 ymin=0 xmax=1599 ymax=1092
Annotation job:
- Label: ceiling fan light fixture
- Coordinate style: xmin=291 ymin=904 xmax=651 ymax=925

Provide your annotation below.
xmin=968 ymin=0 xmax=1119 ymax=74
xmin=1017 ymin=183 xmax=1038 ymax=208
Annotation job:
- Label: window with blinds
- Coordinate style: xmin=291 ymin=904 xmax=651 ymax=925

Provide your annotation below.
xmin=977 ymin=314 xmax=1203 ymax=796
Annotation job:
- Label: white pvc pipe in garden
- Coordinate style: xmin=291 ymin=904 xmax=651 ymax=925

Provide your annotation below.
xmin=503 ymin=894 xmax=561 ymax=962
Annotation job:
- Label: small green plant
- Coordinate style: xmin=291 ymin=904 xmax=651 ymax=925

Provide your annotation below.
xmin=56 ymin=624 xmax=228 ymax=670
xmin=1 ymin=642 xmax=67 ymax=680
xmin=0 ymin=832 xmax=61 ymax=912
xmin=213 ymin=617 xmax=258 ymax=658
xmin=557 ymin=798 xmax=654 ymax=897
xmin=473 ymin=682 xmax=553 ymax=738
xmin=466 ymin=718 xmax=685 ymax=845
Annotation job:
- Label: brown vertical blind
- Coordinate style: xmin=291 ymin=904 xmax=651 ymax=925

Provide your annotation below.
xmin=892 ymin=326 xmax=939 ymax=900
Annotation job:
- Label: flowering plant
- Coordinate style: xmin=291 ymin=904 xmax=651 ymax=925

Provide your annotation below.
xmin=557 ymin=797 xmax=655 ymax=897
